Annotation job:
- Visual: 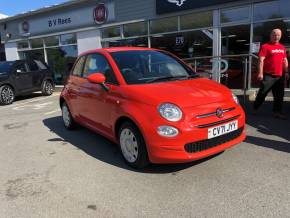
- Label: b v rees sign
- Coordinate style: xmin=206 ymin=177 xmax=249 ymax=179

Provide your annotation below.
xmin=156 ymin=0 xmax=242 ymax=14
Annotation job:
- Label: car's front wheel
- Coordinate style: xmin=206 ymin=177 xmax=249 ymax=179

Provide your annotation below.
xmin=0 ymin=85 xmax=15 ymax=105
xmin=61 ymin=102 xmax=76 ymax=130
xmin=118 ymin=122 xmax=149 ymax=169
xmin=42 ymin=80 xmax=54 ymax=96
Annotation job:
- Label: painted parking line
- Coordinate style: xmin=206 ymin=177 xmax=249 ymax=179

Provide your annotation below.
xmin=0 ymin=94 xmax=59 ymax=110
xmin=13 ymin=102 xmax=54 ymax=111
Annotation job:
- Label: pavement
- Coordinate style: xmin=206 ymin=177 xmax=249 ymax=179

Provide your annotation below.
xmin=0 ymin=92 xmax=290 ymax=218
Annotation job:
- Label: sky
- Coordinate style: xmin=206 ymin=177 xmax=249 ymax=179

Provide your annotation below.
xmin=0 ymin=0 xmax=70 ymax=16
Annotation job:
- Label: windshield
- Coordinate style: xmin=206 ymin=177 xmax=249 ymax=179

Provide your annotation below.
xmin=0 ymin=62 xmax=14 ymax=73
xmin=111 ymin=50 xmax=196 ymax=84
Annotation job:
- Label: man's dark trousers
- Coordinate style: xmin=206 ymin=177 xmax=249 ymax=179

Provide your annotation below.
xmin=254 ymin=74 xmax=285 ymax=112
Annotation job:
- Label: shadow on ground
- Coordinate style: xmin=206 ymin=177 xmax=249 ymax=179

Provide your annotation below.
xmin=242 ymin=100 xmax=290 ymax=153
xmin=43 ymin=116 xmax=222 ymax=174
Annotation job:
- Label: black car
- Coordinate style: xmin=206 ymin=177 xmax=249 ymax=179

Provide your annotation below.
xmin=0 ymin=60 xmax=54 ymax=105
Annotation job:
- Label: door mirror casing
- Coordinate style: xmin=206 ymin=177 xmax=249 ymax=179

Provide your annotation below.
xmin=87 ymin=73 xmax=109 ymax=91
xmin=88 ymin=73 xmax=106 ymax=84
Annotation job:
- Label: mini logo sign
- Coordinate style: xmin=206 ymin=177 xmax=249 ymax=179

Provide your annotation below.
xmin=22 ymin=21 xmax=29 ymax=33
xmin=216 ymin=108 xmax=224 ymax=118
xmin=93 ymin=3 xmax=108 ymax=24
xmin=167 ymin=0 xmax=186 ymax=7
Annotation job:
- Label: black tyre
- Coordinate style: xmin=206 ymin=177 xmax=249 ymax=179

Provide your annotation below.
xmin=0 ymin=85 xmax=15 ymax=105
xmin=61 ymin=102 xmax=76 ymax=130
xmin=42 ymin=80 xmax=54 ymax=96
xmin=118 ymin=122 xmax=149 ymax=169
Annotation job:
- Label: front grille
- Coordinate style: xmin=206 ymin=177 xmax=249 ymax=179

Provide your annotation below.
xmin=197 ymin=115 xmax=240 ymax=128
xmin=184 ymin=127 xmax=244 ymax=153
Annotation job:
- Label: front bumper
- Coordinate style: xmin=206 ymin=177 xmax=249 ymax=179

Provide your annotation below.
xmin=142 ymin=106 xmax=246 ymax=164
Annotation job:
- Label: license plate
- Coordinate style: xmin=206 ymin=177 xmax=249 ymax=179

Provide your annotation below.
xmin=208 ymin=120 xmax=238 ymax=139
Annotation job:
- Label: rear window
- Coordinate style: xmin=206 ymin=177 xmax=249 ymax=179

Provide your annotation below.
xmin=0 ymin=62 xmax=14 ymax=73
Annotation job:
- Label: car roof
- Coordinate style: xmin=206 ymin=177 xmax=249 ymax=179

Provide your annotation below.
xmin=80 ymin=47 xmax=158 ymax=56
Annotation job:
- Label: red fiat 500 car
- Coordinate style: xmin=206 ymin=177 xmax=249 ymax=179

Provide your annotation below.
xmin=60 ymin=47 xmax=246 ymax=168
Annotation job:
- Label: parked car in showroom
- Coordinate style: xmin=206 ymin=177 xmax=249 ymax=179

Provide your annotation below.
xmin=0 ymin=59 xmax=54 ymax=105
xmin=60 ymin=47 xmax=246 ymax=168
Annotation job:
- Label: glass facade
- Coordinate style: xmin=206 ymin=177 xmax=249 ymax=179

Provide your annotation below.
xmin=14 ymin=0 xmax=290 ymax=89
xmin=18 ymin=33 xmax=78 ymax=85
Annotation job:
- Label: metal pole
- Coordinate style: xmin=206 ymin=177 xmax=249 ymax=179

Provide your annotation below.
xmin=243 ymin=57 xmax=248 ymax=106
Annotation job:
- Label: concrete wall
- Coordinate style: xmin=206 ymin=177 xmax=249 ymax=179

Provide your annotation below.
xmin=4 ymin=42 xmax=18 ymax=61
xmin=77 ymin=29 xmax=101 ymax=55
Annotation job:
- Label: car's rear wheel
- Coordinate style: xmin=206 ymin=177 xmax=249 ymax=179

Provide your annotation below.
xmin=0 ymin=85 xmax=15 ymax=105
xmin=118 ymin=122 xmax=149 ymax=169
xmin=42 ymin=80 xmax=54 ymax=96
xmin=61 ymin=102 xmax=76 ymax=130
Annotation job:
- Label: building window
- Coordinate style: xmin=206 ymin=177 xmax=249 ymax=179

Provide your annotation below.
xmin=44 ymin=36 xmax=59 ymax=47
xmin=254 ymin=0 xmax=290 ymax=21
xmin=30 ymin=38 xmax=43 ymax=49
xmin=180 ymin=11 xmax=213 ymax=30
xmin=102 ymin=37 xmax=148 ymax=48
xmin=102 ymin=26 xmax=121 ymax=38
xmin=60 ymin=33 xmax=77 ymax=45
xmin=150 ymin=17 xmax=178 ymax=34
xmin=221 ymin=6 xmax=250 ymax=23
xmin=17 ymin=41 xmax=29 ymax=49
xmin=123 ymin=22 xmax=147 ymax=37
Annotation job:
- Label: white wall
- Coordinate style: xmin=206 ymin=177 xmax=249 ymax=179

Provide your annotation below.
xmin=5 ymin=42 xmax=19 ymax=61
xmin=77 ymin=29 xmax=101 ymax=55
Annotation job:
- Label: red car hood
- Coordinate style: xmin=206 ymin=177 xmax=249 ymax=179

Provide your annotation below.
xmin=123 ymin=78 xmax=232 ymax=108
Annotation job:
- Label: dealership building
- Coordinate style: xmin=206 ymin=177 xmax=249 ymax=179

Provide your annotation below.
xmin=0 ymin=0 xmax=290 ymax=89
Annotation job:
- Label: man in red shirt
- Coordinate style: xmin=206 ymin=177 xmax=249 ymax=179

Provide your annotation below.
xmin=253 ymin=29 xmax=289 ymax=119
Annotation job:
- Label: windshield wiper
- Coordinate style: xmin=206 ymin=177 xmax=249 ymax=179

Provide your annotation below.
xmin=146 ymin=74 xmax=198 ymax=83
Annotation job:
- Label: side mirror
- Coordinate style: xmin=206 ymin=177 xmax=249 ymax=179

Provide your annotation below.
xmin=87 ymin=73 xmax=109 ymax=91
xmin=87 ymin=73 xmax=106 ymax=84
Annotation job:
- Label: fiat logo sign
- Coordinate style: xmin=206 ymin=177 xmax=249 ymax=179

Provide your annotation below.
xmin=216 ymin=108 xmax=224 ymax=118
xmin=22 ymin=21 xmax=29 ymax=33
xmin=93 ymin=3 xmax=108 ymax=24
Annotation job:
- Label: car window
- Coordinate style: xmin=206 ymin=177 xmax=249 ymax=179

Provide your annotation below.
xmin=0 ymin=62 xmax=14 ymax=73
xmin=34 ymin=60 xmax=48 ymax=70
xmin=83 ymin=53 xmax=118 ymax=85
xmin=27 ymin=61 xmax=39 ymax=71
xmin=111 ymin=50 xmax=195 ymax=85
xmin=15 ymin=62 xmax=27 ymax=73
xmin=72 ymin=56 xmax=86 ymax=77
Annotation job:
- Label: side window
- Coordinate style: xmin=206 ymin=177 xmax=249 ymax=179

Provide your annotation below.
xmin=27 ymin=61 xmax=39 ymax=71
xmin=83 ymin=53 xmax=118 ymax=85
xmin=34 ymin=60 xmax=48 ymax=70
xmin=72 ymin=56 xmax=86 ymax=77
xmin=15 ymin=62 xmax=27 ymax=73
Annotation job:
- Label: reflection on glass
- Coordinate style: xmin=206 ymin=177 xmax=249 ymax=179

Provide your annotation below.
xmin=19 ymin=49 xmax=45 ymax=63
xmin=124 ymin=22 xmax=147 ymax=37
xmin=30 ymin=38 xmax=43 ymax=48
xmin=151 ymin=30 xmax=213 ymax=59
xmin=47 ymin=45 xmax=78 ymax=84
xmin=102 ymin=26 xmax=121 ymax=38
xmin=254 ymin=0 xmax=290 ymax=21
xmin=180 ymin=11 xmax=213 ymax=30
xmin=221 ymin=25 xmax=250 ymax=55
xmin=150 ymin=17 xmax=178 ymax=34
xmin=44 ymin=36 xmax=59 ymax=47
xmin=60 ymin=34 xmax=77 ymax=45
xmin=102 ymin=37 xmax=148 ymax=48
xmin=221 ymin=6 xmax=250 ymax=23
xmin=17 ymin=41 xmax=29 ymax=49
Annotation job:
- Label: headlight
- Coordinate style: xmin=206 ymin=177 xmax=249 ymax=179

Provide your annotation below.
xmin=158 ymin=103 xmax=182 ymax=122
xmin=232 ymin=93 xmax=239 ymax=104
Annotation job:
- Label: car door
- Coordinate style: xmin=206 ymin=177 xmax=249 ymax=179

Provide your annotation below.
xmin=65 ymin=56 xmax=86 ymax=119
xmin=14 ymin=61 xmax=33 ymax=92
xmin=79 ymin=53 xmax=120 ymax=136
xmin=27 ymin=60 xmax=42 ymax=89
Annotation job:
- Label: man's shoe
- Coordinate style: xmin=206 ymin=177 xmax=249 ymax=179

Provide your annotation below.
xmin=273 ymin=112 xmax=288 ymax=120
